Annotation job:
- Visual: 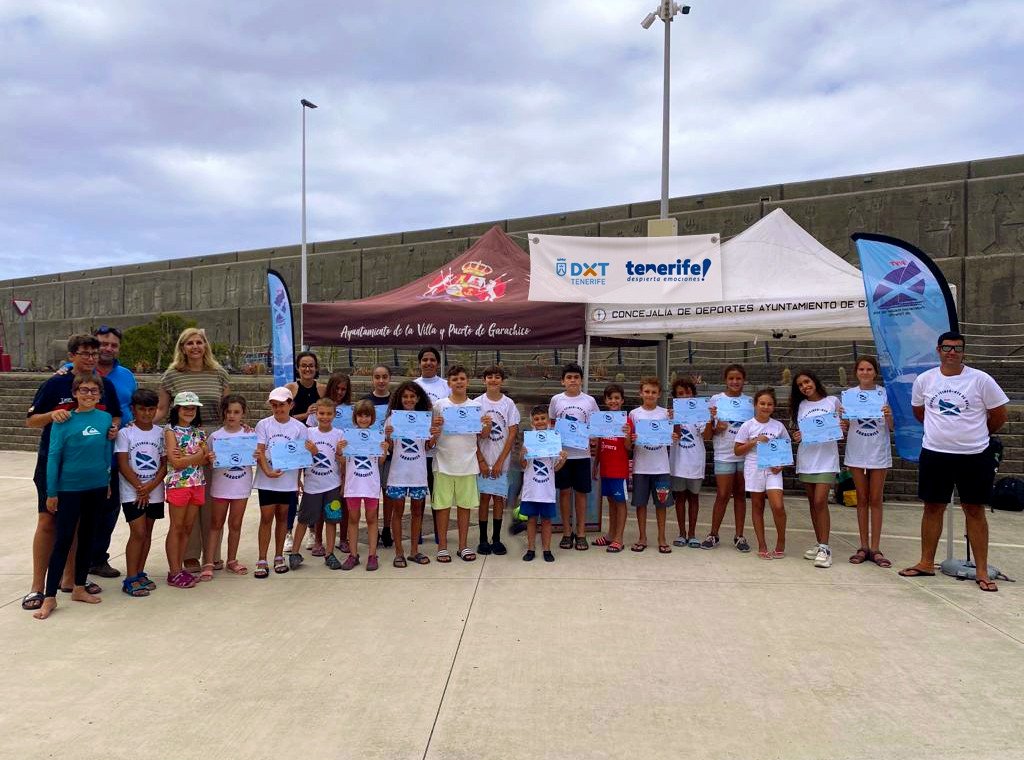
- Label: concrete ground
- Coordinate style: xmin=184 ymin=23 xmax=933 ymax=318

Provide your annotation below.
xmin=1 ymin=449 xmax=1022 ymax=760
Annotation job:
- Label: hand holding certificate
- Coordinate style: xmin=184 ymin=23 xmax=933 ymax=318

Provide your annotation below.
xmin=588 ymin=411 xmax=627 ymax=439
xmin=442 ymin=406 xmax=482 ymax=435
xmin=269 ymin=439 xmax=314 ymax=471
xmin=344 ymin=428 xmax=385 ymax=458
xmin=756 ymin=438 xmax=793 ymax=468
xmin=391 ymin=411 xmax=433 ymax=440
xmin=635 ymin=418 xmax=673 ymax=447
xmin=212 ymin=434 xmax=257 ymax=468
xmin=715 ymin=396 xmax=754 ymax=423
xmin=523 ymin=430 xmax=563 ymax=459
xmin=555 ymin=418 xmax=589 ymax=450
xmin=798 ymin=414 xmax=843 ymax=444
xmin=840 ymin=388 xmax=885 ymax=419
xmin=673 ymin=397 xmax=710 ymax=426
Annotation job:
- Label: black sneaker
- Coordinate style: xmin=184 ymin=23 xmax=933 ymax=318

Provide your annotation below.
xmin=89 ymin=562 xmax=121 ymax=578
xmin=734 ymin=536 xmax=751 ymax=553
xmin=477 ymin=541 xmax=492 ymax=555
xmin=523 ymin=549 xmax=536 ymax=562
xmin=490 ymin=540 xmax=507 ymax=556
xmin=542 ymin=550 xmax=555 ymax=563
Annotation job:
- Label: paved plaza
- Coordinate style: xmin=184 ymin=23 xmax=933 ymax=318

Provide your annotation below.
xmin=1 ymin=449 xmax=1022 ymax=760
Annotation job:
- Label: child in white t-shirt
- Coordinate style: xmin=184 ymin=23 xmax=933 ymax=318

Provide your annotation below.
xmin=384 ymin=381 xmax=434 ymax=567
xmin=474 ymin=365 xmax=520 ymax=556
xmin=704 ymin=364 xmax=754 ymax=552
xmin=734 ymin=388 xmax=790 ymax=560
xmin=628 ymin=377 xmax=672 ymax=553
xmin=293 ymin=398 xmax=345 ymax=570
xmin=115 ymin=389 xmax=167 ymax=597
xmin=208 ymin=394 xmax=256 ymax=576
xmin=790 ymin=370 xmax=842 ymax=569
xmin=519 ymin=406 xmax=568 ymax=562
xmin=339 ymin=400 xmax=389 ymax=571
xmin=670 ymin=377 xmax=712 ymax=549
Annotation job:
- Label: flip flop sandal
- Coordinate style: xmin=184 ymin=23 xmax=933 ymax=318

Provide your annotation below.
xmin=976 ymin=578 xmax=999 ymax=592
xmin=559 ymin=534 xmax=574 ymax=550
xmin=687 ymin=538 xmax=702 ymax=549
xmin=458 ymin=548 xmax=477 ymax=562
xmin=273 ymin=556 xmax=289 ymax=574
xmin=849 ymin=548 xmax=869 ymax=564
xmin=393 ymin=555 xmax=408 ymax=568
xmin=409 ymin=553 xmax=430 ymax=565
xmin=21 ymin=592 xmax=44 ymax=611
xmin=574 ymin=536 xmax=590 ymax=551
xmin=758 ymin=550 xmax=773 ymax=560
xmin=225 ymin=560 xmax=248 ymax=575
xmin=630 ymin=543 xmax=647 ymax=552
xmin=870 ymin=551 xmax=892 ymax=568
xmin=593 ymin=536 xmax=611 ymax=547
xmin=658 ymin=545 xmax=672 ymax=554
xmin=254 ymin=561 xmax=270 ymax=579
xmin=771 ymin=550 xmax=786 ymax=559
xmin=199 ymin=564 xmax=215 ymax=582
xmin=436 ymin=550 xmax=452 ymax=563
xmin=61 ymin=582 xmax=103 ymax=595
xmin=898 ymin=567 xmax=936 ymax=577
xmin=672 ymin=536 xmax=688 ymax=547
xmin=606 ymin=541 xmax=624 ymax=553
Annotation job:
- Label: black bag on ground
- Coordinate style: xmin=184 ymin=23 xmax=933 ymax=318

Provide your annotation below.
xmin=991 ymin=477 xmax=1024 ymax=512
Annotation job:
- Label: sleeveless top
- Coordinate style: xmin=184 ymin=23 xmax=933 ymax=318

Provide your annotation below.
xmin=292 ymin=381 xmax=322 ymax=418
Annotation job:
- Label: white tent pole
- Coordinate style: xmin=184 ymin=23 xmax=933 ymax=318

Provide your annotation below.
xmin=583 ymin=334 xmax=591 ymax=395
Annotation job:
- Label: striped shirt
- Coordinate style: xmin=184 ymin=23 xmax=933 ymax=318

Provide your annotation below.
xmin=160 ymin=366 xmax=230 ymax=426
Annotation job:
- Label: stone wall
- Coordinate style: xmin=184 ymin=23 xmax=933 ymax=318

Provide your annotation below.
xmin=2 ymin=154 xmax=1023 ymax=367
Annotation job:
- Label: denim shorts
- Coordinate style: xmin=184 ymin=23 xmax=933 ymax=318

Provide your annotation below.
xmin=713 ymin=460 xmax=743 ymax=476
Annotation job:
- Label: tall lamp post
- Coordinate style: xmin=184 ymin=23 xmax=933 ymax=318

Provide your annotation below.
xmin=300 ymin=98 xmax=318 ymax=350
xmin=641 ymin=2 xmax=690 ymax=223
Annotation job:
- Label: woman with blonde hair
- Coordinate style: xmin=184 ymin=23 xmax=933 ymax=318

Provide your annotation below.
xmin=157 ymin=327 xmax=231 ymax=574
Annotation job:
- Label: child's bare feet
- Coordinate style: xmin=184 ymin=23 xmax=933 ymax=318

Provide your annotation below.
xmin=71 ymin=587 xmax=102 ymax=605
xmin=33 ymin=597 xmax=57 ymax=620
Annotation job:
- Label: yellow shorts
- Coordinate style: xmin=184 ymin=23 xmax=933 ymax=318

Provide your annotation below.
xmin=431 ymin=473 xmax=479 ymax=510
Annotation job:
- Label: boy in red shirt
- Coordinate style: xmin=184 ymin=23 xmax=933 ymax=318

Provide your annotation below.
xmin=591 ymin=384 xmax=633 ymax=553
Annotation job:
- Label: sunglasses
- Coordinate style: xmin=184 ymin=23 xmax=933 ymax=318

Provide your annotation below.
xmin=96 ymin=325 xmax=122 ymax=339
xmin=939 ymin=345 xmax=965 ymax=354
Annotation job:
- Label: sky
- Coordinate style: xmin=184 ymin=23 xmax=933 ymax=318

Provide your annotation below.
xmin=2 ymin=0 xmax=1022 ymax=279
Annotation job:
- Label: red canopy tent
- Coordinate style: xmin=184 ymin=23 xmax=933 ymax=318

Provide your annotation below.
xmin=303 ymin=226 xmax=585 ymax=347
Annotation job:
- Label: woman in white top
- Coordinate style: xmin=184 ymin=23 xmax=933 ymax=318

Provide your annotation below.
xmin=840 ymin=356 xmax=894 ymax=568
xmin=790 ymin=370 xmax=842 ymax=569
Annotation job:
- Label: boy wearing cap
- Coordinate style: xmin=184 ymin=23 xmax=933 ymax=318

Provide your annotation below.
xmin=253 ymin=387 xmax=310 ymax=578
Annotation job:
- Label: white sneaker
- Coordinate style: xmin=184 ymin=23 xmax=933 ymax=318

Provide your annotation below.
xmin=804 ymin=546 xmax=819 ymax=560
xmin=283 ymin=531 xmax=294 ymax=553
xmin=304 ymin=532 xmax=315 ymax=550
xmin=814 ymin=545 xmax=833 ymax=568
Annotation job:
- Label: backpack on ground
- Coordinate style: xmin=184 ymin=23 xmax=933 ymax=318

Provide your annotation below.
xmin=991 ymin=477 xmax=1024 ymax=512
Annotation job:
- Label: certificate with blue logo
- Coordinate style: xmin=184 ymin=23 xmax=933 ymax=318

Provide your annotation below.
xmin=343 ymin=428 xmax=385 ymax=458
xmin=331 ymin=404 xmax=355 ymax=430
xmin=442 ymin=405 xmax=482 ymax=435
xmin=673 ymin=397 xmax=710 ymax=426
xmin=212 ymin=434 xmax=257 ymax=468
xmin=524 ymin=430 xmax=562 ymax=459
xmin=714 ymin=396 xmax=754 ymax=423
xmin=391 ymin=410 xmax=433 ymax=440
xmin=635 ymin=418 xmax=673 ymax=447
xmin=798 ymin=414 xmax=843 ymax=444
xmin=555 ymin=418 xmax=589 ymax=450
xmin=756 ymin=439 xmax=793 ymax=468
xmin=841 ymin=388 xmax=885 ymax=419
xmin=588 ymin=411 xmax=627 ymax=439
xmin=478 ymin=472 xmax=509 ymax=496
xmin=269 ymin=439 xmax=313 ymax=471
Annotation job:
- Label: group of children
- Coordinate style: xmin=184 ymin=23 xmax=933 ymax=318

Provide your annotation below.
xmin=34 ymin=356 xmax=894 ymax=619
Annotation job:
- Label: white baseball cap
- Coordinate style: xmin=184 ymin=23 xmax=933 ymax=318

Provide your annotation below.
xmin=268 ymin=387 xmax=294 ymax=403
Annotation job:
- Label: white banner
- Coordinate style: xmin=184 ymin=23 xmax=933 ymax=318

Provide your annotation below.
xmin=528 ymin=233 xmax=722 ymax=304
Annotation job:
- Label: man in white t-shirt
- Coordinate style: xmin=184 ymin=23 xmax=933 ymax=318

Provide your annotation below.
xmin=902 ymin=332 xmax=1008 ymax=591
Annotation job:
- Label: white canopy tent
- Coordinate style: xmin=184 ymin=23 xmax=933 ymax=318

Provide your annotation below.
xmin=585 ymin=209 xmax=873 ymax=343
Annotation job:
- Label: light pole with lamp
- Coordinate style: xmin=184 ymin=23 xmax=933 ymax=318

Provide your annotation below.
xmin=300 ymin=98 xmax=318 ymax=350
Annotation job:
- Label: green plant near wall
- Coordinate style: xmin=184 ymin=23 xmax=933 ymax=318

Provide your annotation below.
xmin=119 ymin=314 xmax=197 ymax=372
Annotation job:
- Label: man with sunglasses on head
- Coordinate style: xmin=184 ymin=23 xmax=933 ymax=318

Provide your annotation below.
xmin=20 ymin=334 xmax=121 ymax=611
xmin=901 ymin=331 xmax=1008 ymax=591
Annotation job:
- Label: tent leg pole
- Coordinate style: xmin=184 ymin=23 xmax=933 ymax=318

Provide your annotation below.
xmin=657 ymin=338 xmax=669 ymax=406
xmin=582 ymin=336 xmax=591 ymax=395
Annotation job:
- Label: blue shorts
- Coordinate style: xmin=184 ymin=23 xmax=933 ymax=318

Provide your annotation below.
xmin=713 ymin=460 xmax=743 ymax=476
xmin=632 ymin=474 xmax=671 ymax=508
xmin=555 ymin=458 xmax=592 ymax=494
xmin=519 ymin=501 xmax=557 ymax=519
xmin=601 ymin=477 xmax=628 ymax=502
xmin=385 ymin=485 xmax=428 ymax=501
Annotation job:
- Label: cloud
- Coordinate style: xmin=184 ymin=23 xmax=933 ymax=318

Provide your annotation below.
xmin=1 ymin=0 xmax=1021 ymax=278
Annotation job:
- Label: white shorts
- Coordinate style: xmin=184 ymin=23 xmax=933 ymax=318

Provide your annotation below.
xmin=744 ymin=465 xmax=783 ymax=493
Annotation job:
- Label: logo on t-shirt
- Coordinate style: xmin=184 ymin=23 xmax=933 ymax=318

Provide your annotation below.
xmin=485 ymin=410 xmax=507 ymax=443
xmin=353 ymin=456 xmax=374 ymax=477
xmin=398 ymin=439 xmax=419 ymax=461
xmin=855 ymin=419 xmax=881 ymax=437
xmin=133 ymin=450 xmax=159 ymax=477
xmin=311 ymin=450 xmax=334 ymax=476
xmin=678 ymin=427 xmax=697 ymax=449
xmin=82 ymin=426 xmax=101 ymax=437
xmin=929 ymin=389 xmax=969 ymax=417
xmin=532 ymin=460 xmax=551 ymax=483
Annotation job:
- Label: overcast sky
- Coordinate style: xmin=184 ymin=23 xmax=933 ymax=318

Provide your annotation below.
xmin=2 ymin=0 xmax=1022 ymax=279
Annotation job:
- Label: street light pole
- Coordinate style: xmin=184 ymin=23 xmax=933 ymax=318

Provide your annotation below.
xmin=300 ymin=98 xmax=318 ymax=350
